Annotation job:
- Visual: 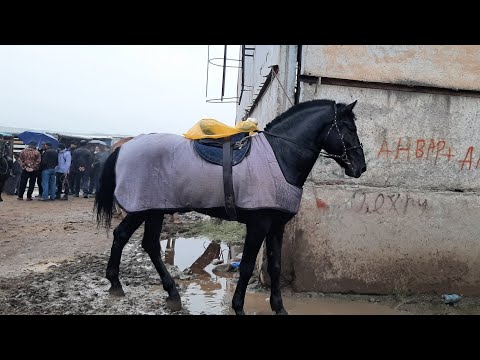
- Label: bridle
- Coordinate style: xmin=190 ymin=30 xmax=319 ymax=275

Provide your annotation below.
xmin=318 ymin=103 xmax=363 ymax=170
xmin=262 ymin=103 xmax=363 ymax=172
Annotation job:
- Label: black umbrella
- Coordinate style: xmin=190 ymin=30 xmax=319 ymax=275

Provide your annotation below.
xmin=88 ymin=140 xmax=107 ymax=146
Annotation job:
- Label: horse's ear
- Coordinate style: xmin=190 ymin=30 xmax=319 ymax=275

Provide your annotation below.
xmin=346 ymin=100 xmax=357 ymax=112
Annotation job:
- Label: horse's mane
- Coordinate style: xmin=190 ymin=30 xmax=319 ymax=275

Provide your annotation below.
xmin=264 ymin=99 xmax=335 ymax=131
xmin=111 ymin=137 xmax=134 ymax=153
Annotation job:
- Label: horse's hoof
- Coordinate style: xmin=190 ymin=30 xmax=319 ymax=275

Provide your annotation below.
xmin=275 ymin=308 xmax=289 ymax=315
xmin=108 ymin=287 xmax=125 ymax=297
xmin=234 ymin=309 xmax=246 ymax=315
xmin=166 ymin=296 xmax=182 ymax=312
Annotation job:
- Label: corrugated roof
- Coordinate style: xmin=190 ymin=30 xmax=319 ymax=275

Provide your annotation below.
xmin=0 ymin=125 xmax=132 ymax=139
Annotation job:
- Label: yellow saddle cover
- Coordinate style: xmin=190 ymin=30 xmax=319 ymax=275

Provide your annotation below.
xmin=183 ymin=118 xmax=259 ymax=140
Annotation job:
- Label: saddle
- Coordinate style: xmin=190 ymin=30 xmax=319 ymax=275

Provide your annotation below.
xmin=193 ymin=132 xmax=252 ymax=220
xmin=193 ymin=132 xmax=251 ymax=166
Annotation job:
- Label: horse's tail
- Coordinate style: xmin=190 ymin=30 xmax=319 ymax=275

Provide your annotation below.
xmin=94 ymin=147 xmax=120 ymax=230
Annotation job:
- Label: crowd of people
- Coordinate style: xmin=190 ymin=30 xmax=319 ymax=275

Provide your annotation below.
xmin=12 ymin=139 xmax=110 ymax=201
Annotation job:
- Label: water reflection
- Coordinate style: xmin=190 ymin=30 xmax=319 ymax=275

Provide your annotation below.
xmin=164 ymin=238 xmax=176 ymax=266
xmin=160 ymin=237 xmax=241 ymax=314
xmin=158 ymin=237 xmax=403 ymax=315
xmin=190 ymin=241 xmax=221 ymax=277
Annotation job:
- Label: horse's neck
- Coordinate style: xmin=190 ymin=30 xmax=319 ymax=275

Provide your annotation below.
xmin=264 ymin=134 xmax=318 ymax=187
xmin=264 ymin=109 xmax=332 ymax=188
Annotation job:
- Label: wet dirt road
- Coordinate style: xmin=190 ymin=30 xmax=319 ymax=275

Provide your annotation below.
xmin=1 ymin=192 xmax=479 ymax=315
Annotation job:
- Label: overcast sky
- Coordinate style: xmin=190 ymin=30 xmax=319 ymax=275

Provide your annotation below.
xmin=0 ymin=45 xmax=240 ymax=136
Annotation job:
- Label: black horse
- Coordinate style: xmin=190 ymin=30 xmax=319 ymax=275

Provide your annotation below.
xmin=95 ymin=99 xmax=367 ymax=315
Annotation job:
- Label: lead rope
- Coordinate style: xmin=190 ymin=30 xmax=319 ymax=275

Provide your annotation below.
xmin=269 ymin=67 xmax=362 ymax=172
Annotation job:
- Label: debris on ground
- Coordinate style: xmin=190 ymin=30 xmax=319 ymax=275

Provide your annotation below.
xmin=442 ymin=294 xmax=463 ymax=306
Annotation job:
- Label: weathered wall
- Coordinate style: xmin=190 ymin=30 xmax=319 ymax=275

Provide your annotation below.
xmin=236 ymin=45 xmax=281 ymax=122
xmin=235 ymin=45 xmax=297 ymax=281
xmin=236 ymin=45 xmax=296 ymax=124
xmin=237 ymin=45 xmax=480 ymax=295
xmin=290 ymin=68 xmax=480 ymax=295
xmin=306 ymin=84 xmax=480 ymax=191
xmin=301 ymin=45 xmax=480 ymax=91
xmin=293 ymin=185 xmax=480 ymax=295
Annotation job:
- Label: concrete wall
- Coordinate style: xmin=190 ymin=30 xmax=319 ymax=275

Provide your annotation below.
xmin=306 ymin=84 xmax=480 ymax=192
xmin=287 ymin=83 xmax=480 ymax=295
xmin=236 ymin=45 xmax=296 ymax=125
xmin=286 ymin=46 xmax=480 ymax=295
xmin=293 ymin=185 xmax=480 ymax=295
xmin=301 ymin=45 xmax=480 ymax=91
xmin=236 ymin=45 xmax=281 ymax=122
xmin=235 ymin=45 xmax=298 ymax=283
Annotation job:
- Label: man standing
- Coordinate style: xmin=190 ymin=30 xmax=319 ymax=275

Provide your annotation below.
xmin=17 ymin=141 xmax=41 ymax=201
xmin=39 ymin=142 xmax=58 ymax=201
xmin=67 ymin=141 xmax=77 ymax=195
xmin=72 ymin=140 xmax=92 ymax=198
xmin=4 ymin=153 xmax=22 ymax=195
xmin=0 ymin=136 xmax=13 ymax=176
xmin=92 ymin=145 xmax=109 ymax=193
xmin=55 ymin=143 xmax=71 ymax=200
xmin=36 ymin=143 xmax=48 ymax=197
xmin=88 ymin=145 xmax=98 ymax=196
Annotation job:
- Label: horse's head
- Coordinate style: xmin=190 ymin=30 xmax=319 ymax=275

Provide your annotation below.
xmin=322 ymin=101 xmax=366 ymax=178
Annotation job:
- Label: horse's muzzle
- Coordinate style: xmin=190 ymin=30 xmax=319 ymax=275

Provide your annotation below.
xmin=346 ymin=165 xmax=366 ymax=178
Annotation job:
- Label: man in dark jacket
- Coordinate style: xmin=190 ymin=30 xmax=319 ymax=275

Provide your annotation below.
xmin=36 ymin=143 xmax=47 ymax=197
xmin=39 ymin=142 xmax=58 ymax=201
xmin=92 ymin=145 xmax=110 ymax=194
xmin=0 ymin=137 xmax=13 ymax=176
xmin=72 ymin=140 xmax=92 ymax=198
xmin=67 ymin=141 xmax=77 ymax=195
xmin=4 ymin=153 xmax=22 ymax=195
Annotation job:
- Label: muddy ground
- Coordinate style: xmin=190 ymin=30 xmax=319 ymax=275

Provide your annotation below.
xmin=1 ymin=192 xmax=480 ymax=315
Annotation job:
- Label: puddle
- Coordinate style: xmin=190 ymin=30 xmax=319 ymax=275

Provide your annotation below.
xmin=160 ymin=237 xmax=236 ymax=315
xmin=158 ymin=237 xmax=407 ymax=315
xmin=240 ymin=293 xmax=402 ymax=315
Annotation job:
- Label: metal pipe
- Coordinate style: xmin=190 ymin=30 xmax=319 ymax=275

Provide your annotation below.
xmin=206 ymin=45 xmax=210 ymax=99
xmin=221 ymin=45 xmax=227 ymax=101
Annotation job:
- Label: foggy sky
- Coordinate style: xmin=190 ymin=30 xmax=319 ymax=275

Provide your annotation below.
xmin=0 ymin=45 xmax=239 ymax=136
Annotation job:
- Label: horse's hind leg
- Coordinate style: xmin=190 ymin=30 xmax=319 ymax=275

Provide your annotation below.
xmin=142 ymin=212 xmax=182 ymax=312
xmin=232 ymin=216 xmax=272 ymax=315
xmin=266 ymin=221 xmax=288 ymax=315
xmin=106 ymin=213 xmax=144 ymax=296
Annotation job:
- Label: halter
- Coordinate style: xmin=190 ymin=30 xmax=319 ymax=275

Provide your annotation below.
xmin=263 ymin=103 xmax=363 ymax=172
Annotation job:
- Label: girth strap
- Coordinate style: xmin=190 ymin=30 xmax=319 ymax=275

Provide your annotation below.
xmin=223 ymin=137 xmax=237 ymax=220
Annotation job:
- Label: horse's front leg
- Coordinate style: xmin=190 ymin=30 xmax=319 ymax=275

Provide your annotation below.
xmin=142 ymin=212 xmax=182 ymax=312
xmin=232 ymin=217 xmax=272 ymax=315
xmin=106 ymin=213 xmax=144 ymax=296
xmin=266 ymin=221 xmax=288 ymax=315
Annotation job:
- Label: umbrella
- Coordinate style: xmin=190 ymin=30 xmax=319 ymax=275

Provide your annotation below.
xmin=17 ymin=131 xmax=59 ymax=149
xmin=88 ymin=140 xmax=107 ymax=146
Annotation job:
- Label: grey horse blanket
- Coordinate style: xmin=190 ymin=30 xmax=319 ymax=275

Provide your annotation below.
xmin=114 ymin=133 xmax=303 ymax=214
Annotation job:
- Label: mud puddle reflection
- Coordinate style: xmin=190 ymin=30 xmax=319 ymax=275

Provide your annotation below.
xmin=160 ymin=237 xmax=405 ymax=315
xmin=160 ymin=237 xmax=236 ymax=315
